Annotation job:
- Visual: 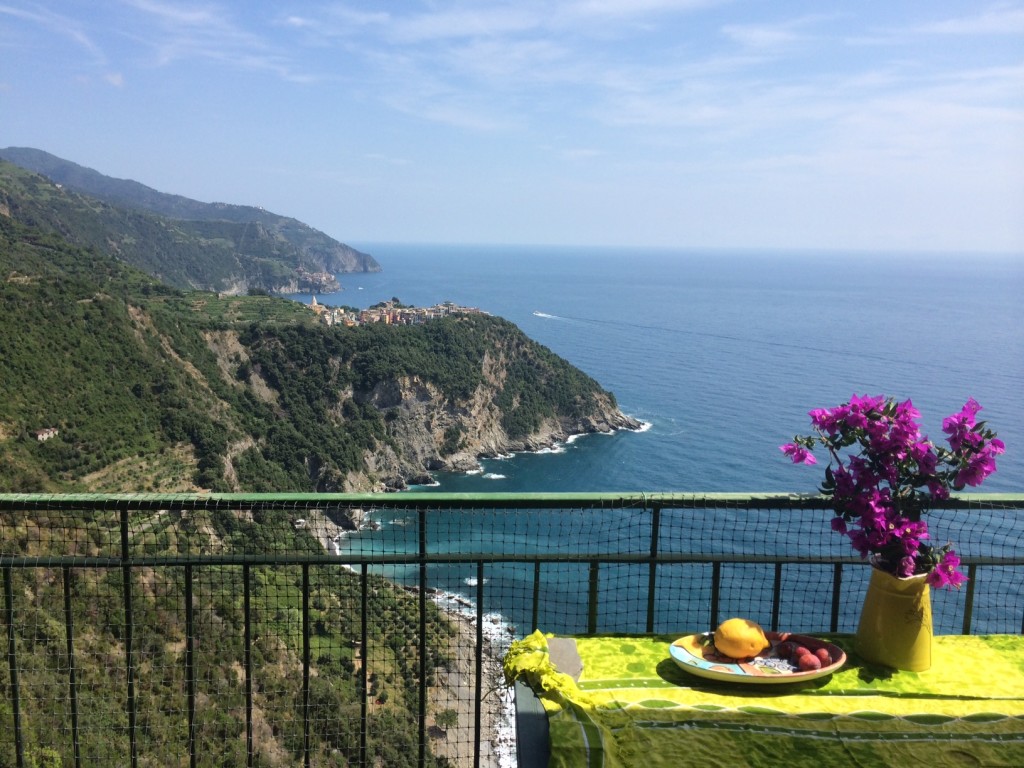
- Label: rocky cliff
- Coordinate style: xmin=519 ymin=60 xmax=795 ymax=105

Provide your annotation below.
xmin=0 ymin=165 xmax=635 ymax=496
xmin=218 ymin=315 xmax=641 ymax=493
xmin=356 ymin=368 xmax=640 ymax=491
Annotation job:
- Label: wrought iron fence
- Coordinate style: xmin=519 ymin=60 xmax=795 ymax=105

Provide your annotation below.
xmin=2 ymin=492 xmax=1023 ymax=768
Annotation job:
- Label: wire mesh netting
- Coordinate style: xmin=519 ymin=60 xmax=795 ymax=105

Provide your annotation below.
xmin=1 ymin=493 xmax=1023 ymax=767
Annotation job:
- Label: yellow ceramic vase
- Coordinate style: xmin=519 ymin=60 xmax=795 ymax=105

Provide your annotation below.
xmin=855 ymin=567 xmax=933 ymax=671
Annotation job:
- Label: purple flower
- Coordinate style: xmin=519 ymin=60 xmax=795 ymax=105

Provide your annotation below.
xmin=809 ymin=408 xmax=836 ymax=432
xmin=783 ymin=395 xmax=1002 ymax=589
xmin=895 ymin=399 xmax=921 ymax=421
xmin=955 ymin=451 xmax=999 ymax=487
xmin=943 ymin=398 xmax=984 ymax=451
xmin=850 ymin=394 xmax=885 ymax=412
xmin=779 ymin=443 xmax=817 ymax=465
xmin=962 ymin=398 xmax=982 ymax=421
xmin=848 ymin=529 xmax=870 ymax=558
xmin=926 ymin=551 xmax=967 ymax=589
xmin=897 ymin=556 xmax=917 ymax=578
xmin=912 ymin=442 xmax=938 ymax=475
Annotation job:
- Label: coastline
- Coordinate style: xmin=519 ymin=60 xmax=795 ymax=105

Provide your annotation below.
xmin=426 ymin=414 xmax=651 ymax=484
xmin=428 ymin=592 xmax=517 ymax=768
xmin=308 ymin=510 xmax=517 ymax=768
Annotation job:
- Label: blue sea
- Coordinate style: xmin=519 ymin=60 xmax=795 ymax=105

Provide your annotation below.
xmin=290 ymin=244 xmax=1024 ymax=634
xmin=292 ymin=244 xmax=1024 ymax=494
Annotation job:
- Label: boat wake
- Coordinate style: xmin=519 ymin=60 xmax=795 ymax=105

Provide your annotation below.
xmin=532 ymin=311 xmax=559 ymax=319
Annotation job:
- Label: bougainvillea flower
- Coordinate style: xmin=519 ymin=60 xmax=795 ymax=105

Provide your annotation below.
xmin=926 ymin=551 xmax=968 ymax=589
xmin=943 ymin=397 xmax=984 ymax=451
xmin=779 ymin=443 xmax=817 ymax=465
xmin=955 ymin=450 xmax=1000 ymax=487
xmin=783 ymin=395 xmax=1002 ymax=589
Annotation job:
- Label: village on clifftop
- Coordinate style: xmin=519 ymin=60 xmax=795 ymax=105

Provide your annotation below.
xmin=307 ymin=297 xmax=487 ymax=327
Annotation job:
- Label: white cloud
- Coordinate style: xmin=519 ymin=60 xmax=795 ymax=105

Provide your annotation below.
xmin=283 ymin=6 xmax=390 ymax=37
xmin=119 ymin=0 xmax=306 ymax=79
xmin=0 ymin=3 xmax=106 ymax=63
xmin=121 ymin=0 xmax=219 ymax=27
xmin=915 ymin=4 xmax=1024 ymax=36
xmin=562 ymin=147 xmax=603 ymax=159
xmin=386 ymin=6 xmax=541 ymax=44
xmin=365 ymin=153 xmax=411 ymax=166
xmin=444 ymin=38 xmax=570 ymax=83
xmin=381 ymin=89 xmax=516 ymax=132
xmin=566 ymin=0 xmax=721 ymax=19
xmin=720 ymin=12 xmax=845 ymax=51
xmin=720 ymin=23 xmax=798 ymax=49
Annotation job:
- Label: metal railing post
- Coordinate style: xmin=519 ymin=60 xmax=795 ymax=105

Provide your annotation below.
xmin=770 ymin=563 xmax=783 ymax=631
xmin=709 ymin=562 xmax=721 ymax=629
xmin=185 ymin=565 xmax=196 ymax=768
xmin=531 ymin=562 xmax=541 ymax=632
xmin=963 ymin=563 xmax=978 ymax=635
xmin=359 ymin=564 xmax=369 ymax=768
xmin=474 ymin=561 xmax=485 ymax=768
xmin=3 ymin=566 xmax=24 ymax=768
xmin=587 ymin=562 xmax=600 ymax=634
xmin=244 ymin=564 xmax=254 ymax=767
xmin=417 ymin=507 xmax=427 ymax=768
xmin=302 ymin=564 xmax=311 ymax=768
xmin=830 ymin=564 xmax=844 ymax=633
xmin=62 ymin=567 xmax=82 ymax=768
xmin=120 ymin=508 xmax=138 ymax=768
xmin=646 ymin=506 xmax=661 ymax=633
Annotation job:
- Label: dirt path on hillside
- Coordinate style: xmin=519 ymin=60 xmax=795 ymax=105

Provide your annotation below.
xmin=429 ymin=610 xmax=516 ymax=768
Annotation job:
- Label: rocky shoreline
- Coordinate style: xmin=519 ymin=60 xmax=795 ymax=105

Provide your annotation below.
xmin=427 ymin=596 xmax=517 ymax=768
xmin=364 ymin=397 xmax=645 ymax=492
xmin=306 ymin=512 xmax=516 ymax=768
xmin=441 ymin=411 xmax=644 ymax=476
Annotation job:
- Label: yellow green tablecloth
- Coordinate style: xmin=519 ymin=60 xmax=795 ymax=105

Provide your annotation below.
xmin=504 ymin=631 xmax=1024 ymax=768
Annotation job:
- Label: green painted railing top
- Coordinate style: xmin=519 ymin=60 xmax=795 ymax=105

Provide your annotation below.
xmin=0 ymin=491 xmax=1020 ymax=510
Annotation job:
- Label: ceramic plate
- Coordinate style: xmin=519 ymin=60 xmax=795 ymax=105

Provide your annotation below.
xmin=669 ymin=631 xmax=846 ymax=684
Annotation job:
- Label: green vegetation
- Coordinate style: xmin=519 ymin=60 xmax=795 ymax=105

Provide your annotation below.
xmin=0 ymin=207 xmax=618 ymax=493
xmin=0 ymin=157 xmax=374 ymax=294
xmin=0 ymin=506 xmax=455 ymax=767
xmin=0 ymin=148 xmax=376 ymax=279
xmin=493 ymin=328 xmax=611 ymax=439
xmin=0 ymin=150 xmax=630 ymax=768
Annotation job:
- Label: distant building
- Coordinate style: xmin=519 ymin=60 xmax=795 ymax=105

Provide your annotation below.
xmin=310 ymin=298 xmax=488 ymax=327
xmin=34 ymin=427 xmax=58 ymax=442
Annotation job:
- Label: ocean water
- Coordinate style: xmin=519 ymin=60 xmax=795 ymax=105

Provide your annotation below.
xmin=293 ymin=244 xmax=1024 ymax=494
xmin=294 ymin=245 xmax=1024 ymax=635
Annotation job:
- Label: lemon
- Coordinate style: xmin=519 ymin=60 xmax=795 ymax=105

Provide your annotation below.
xmin=713 ymin=618 xmax=769 ymax=659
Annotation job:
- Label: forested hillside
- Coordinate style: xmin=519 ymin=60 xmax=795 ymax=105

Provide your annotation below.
xmin=0 ymin=212 xmax=635 ymax=494
xmin=0 ymin=503 xmax=456 ymax=767
xmin=0 ymin=153 xmax=639 ymax=767
xmin=0 ymin=155 xmax=377 ymax=295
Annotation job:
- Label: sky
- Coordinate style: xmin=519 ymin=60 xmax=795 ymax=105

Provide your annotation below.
xmin=2 ymin=1 xmax=1023 ymax=252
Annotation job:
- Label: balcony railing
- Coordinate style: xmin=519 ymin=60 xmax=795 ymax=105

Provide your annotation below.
xmin=2 ymin=492 xmax=1023 ymax=767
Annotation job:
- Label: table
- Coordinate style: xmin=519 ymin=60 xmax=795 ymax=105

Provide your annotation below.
xmin=504 ymin=631 xmax=1024 ymax=768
